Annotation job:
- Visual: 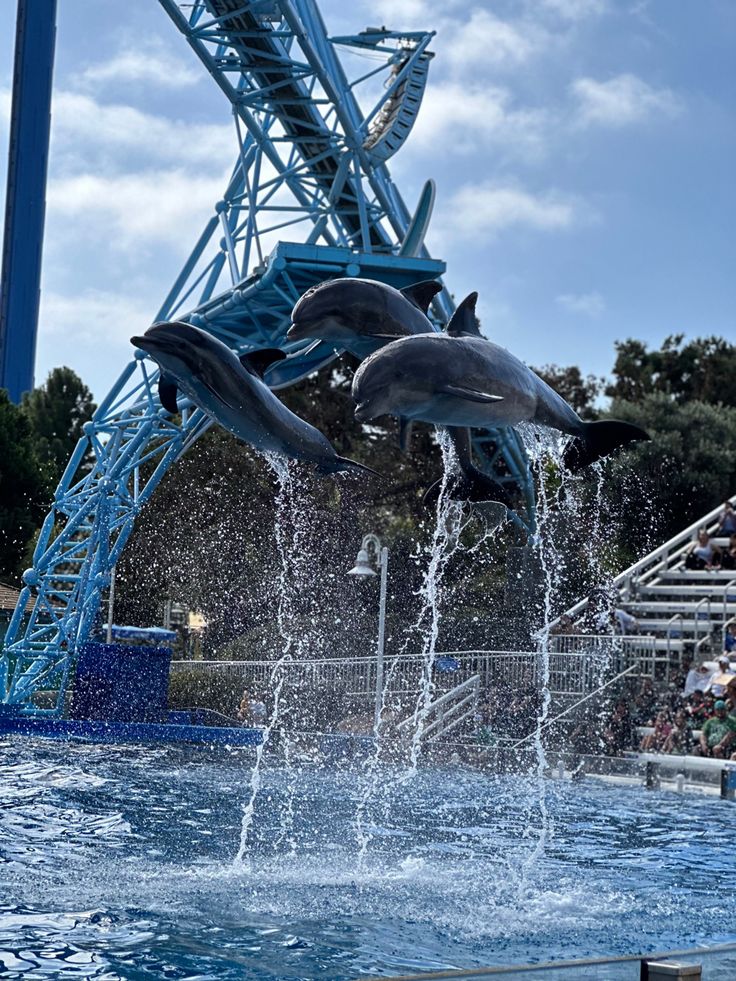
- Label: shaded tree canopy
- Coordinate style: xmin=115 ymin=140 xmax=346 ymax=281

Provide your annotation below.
xmin=604 ymin=393 xmax=736 ymax=545
xmin=0 ymin=391 xmax=50 ymax=580
xmin=22 ymin=367 xmax=95 ymax=475
xmin=605 ymin=334 xmax=736 ymax=406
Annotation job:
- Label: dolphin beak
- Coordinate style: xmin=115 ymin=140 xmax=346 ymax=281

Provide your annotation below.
xmin=131 ymin=335 xmax=152 ymax=351
xmin=286 ymin=322 xmax=311 ymax=340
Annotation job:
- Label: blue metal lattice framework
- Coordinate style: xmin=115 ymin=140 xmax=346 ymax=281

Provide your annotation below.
xmin=0 ymin=0 xmax=534 ymax=715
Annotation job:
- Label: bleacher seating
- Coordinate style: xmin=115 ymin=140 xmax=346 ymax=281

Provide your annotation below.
xmin=554 ymin=494 xmax=736 ymax=677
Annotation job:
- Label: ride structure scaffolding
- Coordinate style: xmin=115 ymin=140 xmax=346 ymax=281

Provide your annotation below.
xmin=0 ymin=0 xmax=534 ymax=716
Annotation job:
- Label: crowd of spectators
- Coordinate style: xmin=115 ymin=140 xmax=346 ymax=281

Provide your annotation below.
xmin=631 ymin=655 xmax=736 ymax=759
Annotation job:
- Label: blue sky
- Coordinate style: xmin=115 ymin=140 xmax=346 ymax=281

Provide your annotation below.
xmin=1 ymin=0 xmax=734 ymax=401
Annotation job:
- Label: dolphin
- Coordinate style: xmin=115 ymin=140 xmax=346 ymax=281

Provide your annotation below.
xmin=351 ymin=292 xmax=650 ymax=472
xmin=287 ymin=276 xmax=442 ymax=361
xmin=288 ymin=278 xmax=512 ymax=505
xmin=131 ymin=321 xmax=377 ymax=477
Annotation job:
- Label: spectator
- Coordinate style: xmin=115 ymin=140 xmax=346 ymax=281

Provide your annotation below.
xmin=724 ymin=623 xmax=736 ymax=655
xmin=236 ymin=689 xmax=252 ymax=723
xmin=686 ymin=689 xmax=710 ymax=729
xmin=716 ymin=501 xmax=736 ymax=537
xmin=550 ymin=614 xmax=575 ymax=636
xmin=709 ymin=657 xmax=734 ymax=697
xmin=721 ymin=535 xmax=736 ymax=571
xmin=662 ymin=710 xmax=692 ymax=755
xmin=684 ymin=661 xmax=713 ymax=697
xmin=640 ymin=709 xmax=672 ymax=752
xmin=684 ymin=530 xmax=721 ymax=570
xmin=614 ymin=607 xmax=639 ymax=635
xmin=631 ymin=678 xmax=658 ymax=725
xmin=603 ymin=699 xmax=635 ymax=754
xmin=696 ymin=700 xmax=736 ymax=758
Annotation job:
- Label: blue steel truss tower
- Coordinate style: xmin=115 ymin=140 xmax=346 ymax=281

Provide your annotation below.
xmin=0 ymin=0 xmax=534 ymax=716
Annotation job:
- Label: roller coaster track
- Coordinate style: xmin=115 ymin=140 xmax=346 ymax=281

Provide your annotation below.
xmin=0 ymin=0 xmax=534 ymax=715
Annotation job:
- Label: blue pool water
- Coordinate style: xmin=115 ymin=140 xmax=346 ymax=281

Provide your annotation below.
xmin=1 ymin=738 xmax=735 ymax=979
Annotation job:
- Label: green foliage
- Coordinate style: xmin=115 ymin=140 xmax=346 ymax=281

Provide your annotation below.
xmin=606 ymin=334 xmax=736 ymax=406
xmin=0 ymin=390 xmax=50 ymax=581
xmin=22 ymin=367 xmax=95 ymax=475
xmin=604 ymin=393 xmax=736 ymax=544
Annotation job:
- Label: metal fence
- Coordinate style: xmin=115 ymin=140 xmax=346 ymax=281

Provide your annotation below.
xmin=171 ymin=640 xmax=653 ymax=701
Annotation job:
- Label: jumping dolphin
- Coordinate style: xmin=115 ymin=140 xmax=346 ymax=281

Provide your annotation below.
xmin=287 ymin=277 xmax=442 ymax=361
xmin=131 ymin=322 xmax=377 ymax=476
xmin=288 ymin=278 xmax=512 ymax=504
xmin=351 ymin=293 xmax=650 ymax=472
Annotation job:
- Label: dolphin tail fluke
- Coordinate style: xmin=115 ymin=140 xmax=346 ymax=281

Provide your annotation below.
xmin=563 ymin=420 xmax=651 ymax=472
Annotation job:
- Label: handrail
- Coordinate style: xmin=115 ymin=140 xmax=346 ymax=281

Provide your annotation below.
xmin=553 ymin=492 xmax=736 ymax=626
xmin=723 ymin=616 xmax=736 ymax=657
xmin=725 ymin=579 xmax=736 ymax=624
xmin=693 ymin=595 xmax=711 ymax=645
xmin=665 ymin=613 xmax=684 ymax=681
xmin=396 ymin=674 xmax=479 ymax=735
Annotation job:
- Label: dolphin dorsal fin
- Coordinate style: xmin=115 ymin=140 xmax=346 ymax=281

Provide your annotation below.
xmin=158 ymin=372 xmax=179 ymax=414
xmin=400 ymin=280 xmax=442 ymax=314
xmin=446 ymin=293 xmax=482 ymax=337
xmin=239 ymin=348 xmax=287 ymax=378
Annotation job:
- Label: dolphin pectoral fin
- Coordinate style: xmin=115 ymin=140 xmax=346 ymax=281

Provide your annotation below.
xmin=158 ymin=372 xmax=179 ymax=414
xmin=240 ymin=348 xmax=287 ymax=379
xmin=324 ymin=456 xmax=382 ymax=478
xmin=398 ymin=417 xmax=414 ymax=453
xmin=439 ymin=385 xmax=503 ymax=404
xmin=400 ymin=280 xmax=443 ymax=314
xmin=446 ymin=293 xmax=483 ymax=337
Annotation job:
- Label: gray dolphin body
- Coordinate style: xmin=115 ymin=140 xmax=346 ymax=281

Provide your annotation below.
xmin=289 ymin=278 xmax=513 ymax=503
xmin=352 ymin=294 xmax=649 ymax=472
xmin=287 ymin=277 xmax=441 ymax=361
xmin=131 ymin=322 xmax=375 ymax=476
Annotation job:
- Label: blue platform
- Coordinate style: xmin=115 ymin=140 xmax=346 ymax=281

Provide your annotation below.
xmin=0 ymin=712 xmax=263 ymax=747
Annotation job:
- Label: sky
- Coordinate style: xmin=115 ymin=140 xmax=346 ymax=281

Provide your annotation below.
xmin=0 ymin=0 xmax=734 ymax=401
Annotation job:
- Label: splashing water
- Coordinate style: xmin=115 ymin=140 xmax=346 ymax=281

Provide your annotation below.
xmin=234 ymin=455 xmax=306 ymax=865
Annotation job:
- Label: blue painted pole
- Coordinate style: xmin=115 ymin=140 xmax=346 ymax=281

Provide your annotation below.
xmin=0 ymin=0 xmax=58 ymax=402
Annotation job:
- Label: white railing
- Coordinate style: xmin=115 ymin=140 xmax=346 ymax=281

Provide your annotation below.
xmin=396 ymin=674 xmax=480 ymax=742
xmin=171 ymin=644 xmax=653 ymax=699
xmin=553 ymin=492 xmax=736 ymax=627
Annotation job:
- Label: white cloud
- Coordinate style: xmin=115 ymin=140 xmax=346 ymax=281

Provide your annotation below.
xmin=73 ymin=40 xmax=200 ymax=90
xmin=437 ymin=181 xmax=585 ymax=241
xmin=539 ymin=0 xmax=607 ymax=20
xmin=571 ymin=73 xmax=680 ymax=127
xmin=555 ymin=291 xmax=606 ymax=316
xmin=445 ymin=10 xmax=537 ymax=69
xmin=37 ymin=289 xmax=158 ymax=399
xmin=50 ymin=90 xmax=234 ymax=171
xmin=410 ymin=82 xmax=551 ymax=158
xmin=47 ymin=169 xmax=227 ymax=253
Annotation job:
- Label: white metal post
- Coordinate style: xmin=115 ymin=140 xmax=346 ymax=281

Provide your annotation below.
xmin=375 ymin=546 xmax=388 ymax=728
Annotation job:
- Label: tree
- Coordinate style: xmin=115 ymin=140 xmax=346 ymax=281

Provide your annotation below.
xmin=532 ymin=364 xmax=603 ymax=419
xmin=22 ymin=367 xmax=95 ymax=477
xmin=602 ymin=393 xmax=736 ymax=547
xmin=0 ymin=391 xmax=51 ymax=581
xmin=606 ymin=334 xmax=736 ymax=406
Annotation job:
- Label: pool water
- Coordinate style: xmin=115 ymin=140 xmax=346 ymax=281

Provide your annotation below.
xmin=1 ymin=738 xmax=735 ymax=979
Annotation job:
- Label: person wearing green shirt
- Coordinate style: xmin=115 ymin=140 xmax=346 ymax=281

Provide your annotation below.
xmin=698 ymin=701 xmax=736 ymax=757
